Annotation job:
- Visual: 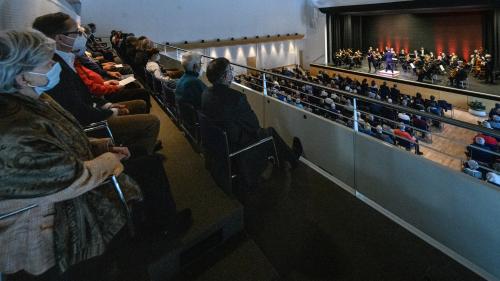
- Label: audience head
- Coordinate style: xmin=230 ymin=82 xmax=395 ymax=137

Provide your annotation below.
xmin=147 ymin=48 xmax=161 ymax=62
xmin=180 ymin=51 xmax=203 ymax=74
xmin=206 ymin=57 xmax=233 ymax=86
xmin=467 ymin=160 xmax=479 ymax=170
xmin=33 ymin=12 xmax=81 ymax=54
xmin=88 ymin=23 xmax=96 ymax=33
xmin=486 ymin=172 xmax=500 ymax=185
xmin=376 ymin=125 xmax=383 ymax=134
xmin=398 ymin=123 xmax=405 ymax=130
xmin=493 ymin=115 xmax=500 ymax=122
xmin=482 ymin=121 xmax=492 ymax=129
xmin=475 ymin=136 xmax=485 ymax=145
xmin=0 ymin=29 xmax=59 ymax=96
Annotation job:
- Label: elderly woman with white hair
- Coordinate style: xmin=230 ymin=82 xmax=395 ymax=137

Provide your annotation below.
xmin=0 ymin=29 xmax=145 ymax=280
xmin=175 ymin=51 xmax=207 ymax=108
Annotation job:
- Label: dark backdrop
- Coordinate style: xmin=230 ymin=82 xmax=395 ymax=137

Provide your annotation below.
xmin=361 ymin=12 xmax=484 ymax=60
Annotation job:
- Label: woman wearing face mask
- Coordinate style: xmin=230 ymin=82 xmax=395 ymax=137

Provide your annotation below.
xmin=0 ymin=30 xmax=143 ymax=280
xmin=145 ymin=48 xmax=173 ymax=83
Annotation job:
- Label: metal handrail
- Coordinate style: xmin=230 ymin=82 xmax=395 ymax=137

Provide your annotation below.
xmin=157 ymin=42 xmax=500 ymax=139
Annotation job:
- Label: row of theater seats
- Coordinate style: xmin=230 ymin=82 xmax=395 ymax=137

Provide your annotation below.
xmin=0 ymin=15 xmax=201 ymax=279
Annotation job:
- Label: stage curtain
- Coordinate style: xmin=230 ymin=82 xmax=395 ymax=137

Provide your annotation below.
xmin=327 ymin=13 xmax=363 ymax=64
xmin=483 ymin=9 xmax=500 ymax=71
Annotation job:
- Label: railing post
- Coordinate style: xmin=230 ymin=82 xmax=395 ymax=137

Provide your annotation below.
xmin=353 ymin=98 xmax=359 ymax=132
xmin=262 ymin=73 xmax=268 ymax=96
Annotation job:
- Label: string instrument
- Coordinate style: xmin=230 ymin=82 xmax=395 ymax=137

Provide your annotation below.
xmin=449 ymin=67 xmax=458 ymax=79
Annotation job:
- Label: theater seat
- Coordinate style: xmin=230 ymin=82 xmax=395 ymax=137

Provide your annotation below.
xmin=197 ymin=111 xmax=278 ymax=195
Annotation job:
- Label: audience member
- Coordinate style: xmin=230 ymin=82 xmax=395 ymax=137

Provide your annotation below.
xmin=175 ymin=51 xmax=206 ymax=108
xmin=0 ymin=29 xmax=190 ymax=281
xmin=202 ymin=57 xmax=302 ymax=190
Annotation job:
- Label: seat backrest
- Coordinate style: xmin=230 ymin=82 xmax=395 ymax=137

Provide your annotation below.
xmin=197 ymin=111 xmax=233 ymax=194
xmin=144 ymin=68 xmax=154 ymax=90
xmin=178 ymin=102 xmax=200 ymax=143
xmin=153 ymin=76 xmax=163 ymax=93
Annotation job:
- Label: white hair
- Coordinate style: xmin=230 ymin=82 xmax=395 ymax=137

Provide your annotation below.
xmin=181 ymin=51 xmax=202 ymax=72
xmin=0 ymin=29 xmax=55 ymax=93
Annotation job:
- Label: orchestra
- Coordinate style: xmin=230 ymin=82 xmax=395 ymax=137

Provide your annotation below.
xmin=331 ymin=45 xmax=494 ymax=88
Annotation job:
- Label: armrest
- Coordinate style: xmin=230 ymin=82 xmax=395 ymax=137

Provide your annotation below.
xmin=83 ymin=121 xmax=115 ymax=145
xmin=229 ymin=136 xmax=274 ymax=158
xmin=0 ymin=204 xmax=38 ymax=220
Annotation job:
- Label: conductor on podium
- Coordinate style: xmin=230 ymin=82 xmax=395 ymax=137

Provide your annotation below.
xmin=385 ymin=47 xmax=394 ymax=73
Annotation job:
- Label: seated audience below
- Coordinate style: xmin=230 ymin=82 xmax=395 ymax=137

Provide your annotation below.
xmin=0 ymin=29 xmax=191 ymax=281
xmin=201 ymin=57 xmax=303 ymax=190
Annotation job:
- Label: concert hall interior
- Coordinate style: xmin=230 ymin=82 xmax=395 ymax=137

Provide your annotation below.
xmin=1 ymin=1 xmax=500 ymax=281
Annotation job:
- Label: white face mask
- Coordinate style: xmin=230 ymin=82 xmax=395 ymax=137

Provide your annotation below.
xmin=72 ymin=35 xmax=88 ymax=56
xmin=27 ymin=63 xmax=62 ymax=95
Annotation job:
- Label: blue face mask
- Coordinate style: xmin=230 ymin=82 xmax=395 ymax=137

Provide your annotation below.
xmin=28 ymin=62 xmax=62 ymax=95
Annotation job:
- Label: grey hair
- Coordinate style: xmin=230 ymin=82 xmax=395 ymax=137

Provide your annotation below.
xmin=0 ymin=29 xmax=55 ymax=93
xmin=181 ymin=52 xmax=202 ymax=72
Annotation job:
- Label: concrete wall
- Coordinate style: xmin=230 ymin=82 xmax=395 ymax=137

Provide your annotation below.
xmin=239 ymin=82 xmax=500 ymax=281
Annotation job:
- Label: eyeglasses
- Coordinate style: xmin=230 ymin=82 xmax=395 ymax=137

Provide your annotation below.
xmin=61 ymin=30 xmax=83 ymax=36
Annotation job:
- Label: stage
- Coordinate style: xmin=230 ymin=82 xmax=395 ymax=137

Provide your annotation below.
xmin=323 ymin=60 xmax=499 ymax=96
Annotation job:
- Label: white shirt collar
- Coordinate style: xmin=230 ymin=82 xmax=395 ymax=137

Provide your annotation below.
xmin=55 ymin=50 xmax=76 ymax=72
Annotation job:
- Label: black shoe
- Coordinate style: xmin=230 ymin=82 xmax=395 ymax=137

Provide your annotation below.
xmin=292 ymin=137 xmax=303 ymax=158
xmin=417 ymin=151 xmax=424 ymax=155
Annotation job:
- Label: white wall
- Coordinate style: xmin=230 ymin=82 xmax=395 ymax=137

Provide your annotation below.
xmin=81 ymin=0 xmax=326 ymax=70
xmin=301 ymin=12 xmax=326 ymax=68
xmin=0 ymin=0 xmax=79 ymax=30
xmin=81 ymin=0 xmax=307 ymax=43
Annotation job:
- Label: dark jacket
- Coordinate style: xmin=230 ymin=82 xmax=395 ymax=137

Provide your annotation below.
xmin=47 ymin=54 xmax=113 ymax=126
xmin=201 ymin=84 xmax=265 ymax=190
xmin=202 ymin=84 xmax=260 ymax=150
